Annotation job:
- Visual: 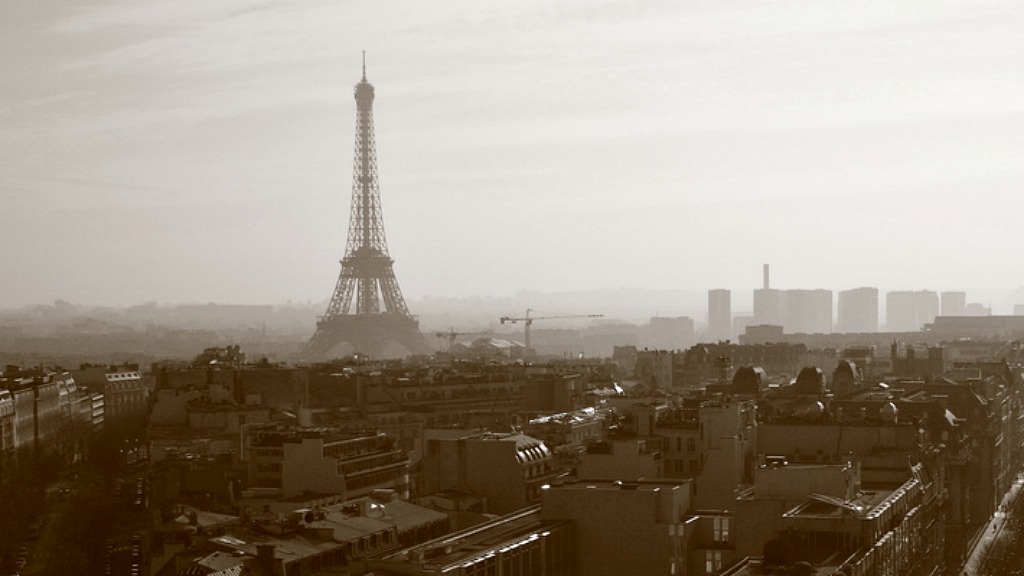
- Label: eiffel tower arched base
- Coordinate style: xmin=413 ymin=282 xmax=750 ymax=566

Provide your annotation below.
xmin=304 ymin=313 xmax=432 ymax=360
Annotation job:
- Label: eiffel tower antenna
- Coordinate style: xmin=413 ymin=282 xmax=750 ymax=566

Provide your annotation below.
xmin=304 ymin=58 xmax=430 ymax=360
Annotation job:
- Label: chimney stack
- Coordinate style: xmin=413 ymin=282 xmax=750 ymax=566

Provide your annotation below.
xmin=256 ymin=544 xmax=276 ymax=574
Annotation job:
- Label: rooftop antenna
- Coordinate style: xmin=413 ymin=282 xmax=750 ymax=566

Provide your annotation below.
xmin=361 ymin=50 xmax=366 ymax=81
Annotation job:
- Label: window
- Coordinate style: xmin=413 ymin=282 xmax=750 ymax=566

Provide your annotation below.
xmin=687 ymin=438 xmax=696 ymax=452
xmin=706 ymin=550 xmax=722 ymax=574
xmin=713 ymin=516 xmax=730 ymax=542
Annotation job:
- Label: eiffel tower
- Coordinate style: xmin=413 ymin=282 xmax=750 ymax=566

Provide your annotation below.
xmin=305 ymin=57 xmax=431 ymax=360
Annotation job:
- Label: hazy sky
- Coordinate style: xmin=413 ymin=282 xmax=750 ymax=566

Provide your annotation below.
xmin=2 ymin=0 xmax=1023 ymax=309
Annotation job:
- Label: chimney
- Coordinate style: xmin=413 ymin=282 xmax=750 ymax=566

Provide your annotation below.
xmin=256 ymin=544 xmax=276 ymax=574
xmin=763 ymin=264 xmax=770 ymax=290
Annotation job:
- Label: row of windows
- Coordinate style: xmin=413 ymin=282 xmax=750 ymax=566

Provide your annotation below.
xmin=671 ymin=459 xmax=701 ymax=475
xmin=346 ymin=469 xmax=406 ymax=491
xmin=340 ymin=452 xmax=405 ymax=474
xmin=323 ymin=437 xmax=389 ymax=458
xmin=106 ymin=372 xmax=141 ymax=381
xmin=403 ymin=386 xmax=520 ymax=402
xmin=671 ymin=437 xmax=698 ymax=452
xmin=106 ymin=394 xmax=146 ymax=405
xmin=524 ymin=462 xmax=551 ymax=478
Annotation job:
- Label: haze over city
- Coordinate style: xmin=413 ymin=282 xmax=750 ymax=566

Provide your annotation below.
xmin=3 ymin=0 xmax=1023 ymax=312
xmin=8 ymin=4 xmax=1024 ymax=576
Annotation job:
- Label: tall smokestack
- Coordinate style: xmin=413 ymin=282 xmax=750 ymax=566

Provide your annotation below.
xmin=763 ymin=264 xmax=770 ymax=290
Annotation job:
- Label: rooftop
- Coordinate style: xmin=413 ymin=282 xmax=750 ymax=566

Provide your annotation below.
xmin=546 ymin=478 xmax=689 ymax=493
xmin=106 ymin=371 xmax=142 ymax=380
xmin=377 ymin=506 xmax=560 ymax=568
xmin=208 ymin=529 xmax=337 ymax=563
xmin=306 ymin=493 xmax=448 ymax=541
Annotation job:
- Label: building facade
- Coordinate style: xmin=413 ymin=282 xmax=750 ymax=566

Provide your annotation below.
xmin=837 ymin=287 xmax=879 ymax=333
xmin=886 ymin=290 xmax=939 ymax=332
xmin=708 ymin=289 xmax=732 ymax=342
xmin=420 ymin=431 xmax=559 ymax=515
xmin=246 ymin=426 xmax=411 ymax=500
xmin=941 ymin=291 xmax=967 ymax=317
xmin=636 ymin=349 xmax=674 ymax=389
xmin=541 ymin=479 xmax=693 ymax=576
xmin=782 ymin=289 xmax=833 ymax=335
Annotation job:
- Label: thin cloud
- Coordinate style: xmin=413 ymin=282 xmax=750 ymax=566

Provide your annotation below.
xmin=49 ymin=0 xmax=270 ymax=34
xmin=0 ymin=91 xmax=89 ymax=116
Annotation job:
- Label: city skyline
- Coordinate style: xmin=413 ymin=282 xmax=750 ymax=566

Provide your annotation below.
xmin=3 ymin=1 xmax=1023 ymax=309
xmin=5 ymin=283 xmax=1022 ymax=331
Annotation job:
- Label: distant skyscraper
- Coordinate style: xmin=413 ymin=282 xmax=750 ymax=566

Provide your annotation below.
xmin=753 ymin=264 xmax=783 ymax=326
xmin=941 ymin=291 xmax=967 ymax=317
xmin=753 ymin=288 xmax=784 ymax=326
xmin=782 ymin=289 xmax=833 ymax=334
xmin=886 ymin=290 xmax=939 ymax=332
xmin=751 ymin=265 xmax=831 ymax=332
xmin=708 ymin=289 xmax=732 ymax=341
xmin=837 ymin=287 xmax=879 ymax=333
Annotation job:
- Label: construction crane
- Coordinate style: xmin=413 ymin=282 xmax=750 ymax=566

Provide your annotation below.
xmin=435 ymin=328 xmax=482 ymax=351
xmin=499 ymin=309 xmax=603 ymax=357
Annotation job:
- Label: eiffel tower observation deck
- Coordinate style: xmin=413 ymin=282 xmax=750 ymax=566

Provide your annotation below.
xmin=305 ymin=57 xmax=431 ymax=360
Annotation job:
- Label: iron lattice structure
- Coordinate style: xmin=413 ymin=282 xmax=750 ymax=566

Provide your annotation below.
xmin=305 ymin=62 xmax=430 ymax=359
